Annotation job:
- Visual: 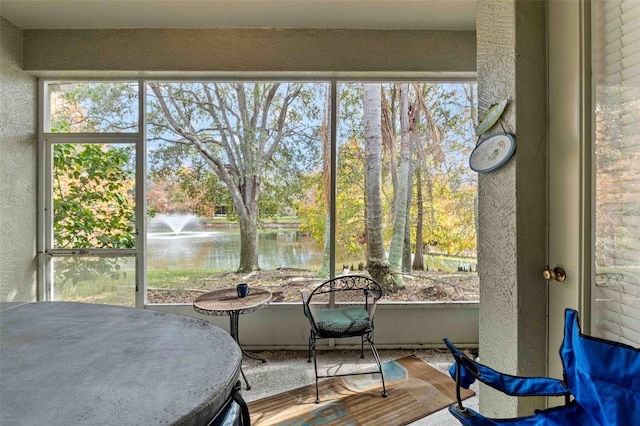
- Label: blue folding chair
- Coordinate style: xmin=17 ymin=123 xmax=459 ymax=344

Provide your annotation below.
xmin=443 ymin=309 xmax=640 ymax=425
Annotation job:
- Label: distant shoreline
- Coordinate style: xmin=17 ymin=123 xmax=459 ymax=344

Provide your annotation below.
xmin=203 ymin=219 xmax=301 ymax=229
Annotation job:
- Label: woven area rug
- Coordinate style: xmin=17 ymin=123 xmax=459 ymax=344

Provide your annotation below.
xmin=248 ymin=356 xmax=475 ymax=425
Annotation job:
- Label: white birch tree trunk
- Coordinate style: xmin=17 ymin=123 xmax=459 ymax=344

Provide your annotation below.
xmin=363 ymin=84 xmax=391 ymax=287
xmin=387 ymin=84 xmax=412 ymax=288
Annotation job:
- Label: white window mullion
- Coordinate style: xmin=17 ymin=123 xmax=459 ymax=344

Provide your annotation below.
xmin=136 ymin=80 xmax=147 ymax=309
xmin=329 ymin=79 xmax=337 ymax=279
xmin=38 ymin=78 xmax=51 ymax=301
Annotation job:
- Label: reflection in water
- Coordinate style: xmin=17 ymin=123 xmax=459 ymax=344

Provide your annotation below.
xmin=147 ymin=227 xmax=324 ymax=271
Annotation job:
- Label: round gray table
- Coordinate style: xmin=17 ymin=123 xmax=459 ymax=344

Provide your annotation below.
xmin=0 ymin=302 xmax=242 ymax=426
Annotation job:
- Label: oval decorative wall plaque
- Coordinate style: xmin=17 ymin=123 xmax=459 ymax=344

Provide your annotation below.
xmin=469 ymin=133 xmax=516 ymax=173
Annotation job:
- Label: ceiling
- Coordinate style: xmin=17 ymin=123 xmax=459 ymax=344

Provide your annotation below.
xmin=1 ymin=0 xmax=476 ymax=30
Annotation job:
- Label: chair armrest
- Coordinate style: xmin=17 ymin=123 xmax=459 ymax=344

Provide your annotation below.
xmin=300 ymin=290 xmax=315 ymax=326
xmin=367 ymin=298 xmax=379 ymax=319
xmin=444 ymin=338 xmax=570 ymax=397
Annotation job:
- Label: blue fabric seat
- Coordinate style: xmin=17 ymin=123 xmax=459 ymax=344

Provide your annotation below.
xmin=444 ymin=309 xmax=640 ymax=425
xmin=313 ymin=306 xmax=371 ymax=336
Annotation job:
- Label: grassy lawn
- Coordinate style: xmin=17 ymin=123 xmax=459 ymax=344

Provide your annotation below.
xmin=58 ymin=253 xmax=479 ymax=306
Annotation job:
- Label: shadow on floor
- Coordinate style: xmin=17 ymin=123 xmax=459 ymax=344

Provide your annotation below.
xmin=241 ymin=348 xmax=479 ymax=425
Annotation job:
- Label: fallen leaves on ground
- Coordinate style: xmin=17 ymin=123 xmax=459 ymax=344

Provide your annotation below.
xmin=147 ymin=268 xmax=479 ymax=304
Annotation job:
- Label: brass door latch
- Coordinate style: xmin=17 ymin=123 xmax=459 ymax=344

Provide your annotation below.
xmin=543 ymin=267 xmax=567 ymax=282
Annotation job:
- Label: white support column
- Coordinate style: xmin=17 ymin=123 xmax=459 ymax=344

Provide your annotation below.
xmin=476 ymin=0 xmax=548 ymax=418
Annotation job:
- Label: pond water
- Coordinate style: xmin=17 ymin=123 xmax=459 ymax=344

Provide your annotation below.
xmin=147 ymin=225 xmax=325 ymax=271
xmin=147 ymin=221 xmax=476 ymax=273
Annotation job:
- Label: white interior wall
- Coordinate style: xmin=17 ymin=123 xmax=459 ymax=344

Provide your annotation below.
xmin=0 ymin=17 xmax=38 ymax=303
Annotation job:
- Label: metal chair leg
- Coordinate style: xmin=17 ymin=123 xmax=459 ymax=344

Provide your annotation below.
xmin=454 ymin=360 xmax=466 ymax=412
xmin=360 ymin=335 xmax=365 ymax=359
xmin=239 ymin=366 xmax=251 ymax=390
xmin=311 ymin=335 xmax=320 ymax=403
xmin=367 ymin=335 xmax=387 ymax=398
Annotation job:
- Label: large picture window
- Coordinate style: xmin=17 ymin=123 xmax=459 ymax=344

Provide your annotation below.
xmin=41 ymin=79 xmax=477 ymax=306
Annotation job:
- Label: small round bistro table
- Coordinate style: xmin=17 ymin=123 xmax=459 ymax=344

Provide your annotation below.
xmin=194 ymin=287 xmax=272 ymax=390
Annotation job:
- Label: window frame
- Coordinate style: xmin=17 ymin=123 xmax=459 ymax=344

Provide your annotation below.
xmin=38 ymin=79 xmax=146 ymax=307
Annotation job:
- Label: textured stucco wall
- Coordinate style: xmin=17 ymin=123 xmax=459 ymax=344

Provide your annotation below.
xmin=476 ymin=0 xmax=547 ymax=417
xmin=22 ymin=28 xmax=476 ymax=74
xmin=0 ymin=17 xmax=38 ymax=302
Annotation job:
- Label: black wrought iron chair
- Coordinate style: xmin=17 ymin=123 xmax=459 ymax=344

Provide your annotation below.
xmin=301 ymin=274 xmax=388 ymax=403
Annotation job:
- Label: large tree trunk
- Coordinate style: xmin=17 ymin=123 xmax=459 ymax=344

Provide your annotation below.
xmin=238 ymin=207 xmax=260 ymax=272
xmin=387 ymin=84 xmax=412 ymax=289
xmin=363 ymin=84 xmax=391 ymax=288
xmin=236 ymin=175 xmax=261 ymax=272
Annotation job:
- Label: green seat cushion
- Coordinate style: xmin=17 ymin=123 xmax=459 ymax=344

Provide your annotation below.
xmin=314 ymin=306 xmax=371 ymax=335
